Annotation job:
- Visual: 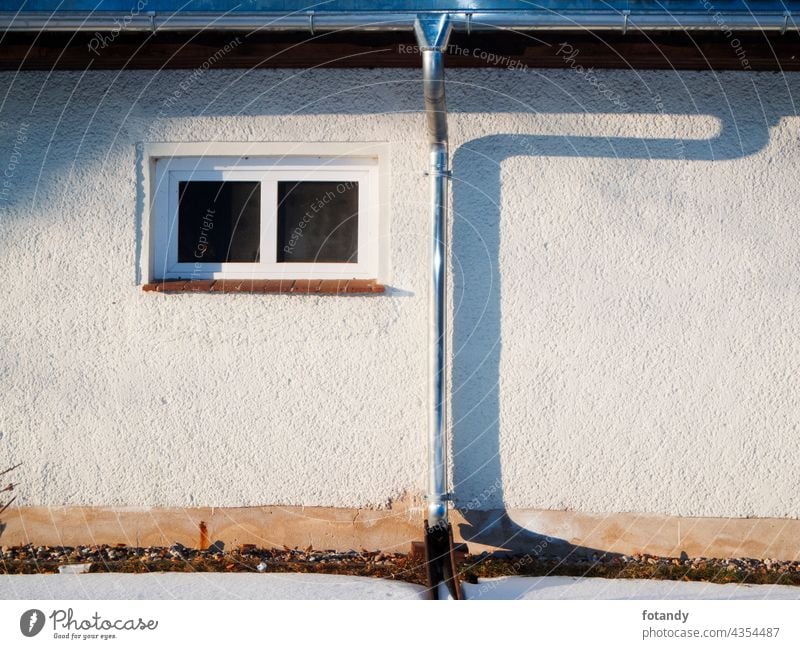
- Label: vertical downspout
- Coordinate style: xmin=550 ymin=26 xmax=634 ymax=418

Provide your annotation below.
xmin=415 ymin=14 xmax=461 ymax=600
xmin=415 ymin=13 xmax=452 ymax=531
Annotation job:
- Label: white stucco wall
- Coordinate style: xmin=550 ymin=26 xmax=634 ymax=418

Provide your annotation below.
xmin=0 ymin=66 xmax=798 ymax=517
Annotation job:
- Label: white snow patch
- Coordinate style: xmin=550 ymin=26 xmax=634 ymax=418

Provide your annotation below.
xmin=5 ymin=573 xmax=799 ymax=601
xmin=0 ymin=573 xmax=427 ymax=600
xmin=464 ymin=576 xmax=800 ymax=600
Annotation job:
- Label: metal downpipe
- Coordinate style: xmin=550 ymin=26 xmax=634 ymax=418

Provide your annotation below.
xmin=427 ymin=136 xmax=448 ymax=529
xmin=415 ymin=13 xmax=451 ymax=532
xmin=415 ymin=14 xmax=462 ymax=601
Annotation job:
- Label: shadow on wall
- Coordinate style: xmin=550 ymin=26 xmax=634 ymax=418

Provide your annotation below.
xmin=450 ymin=72 xmax=797 ymax=556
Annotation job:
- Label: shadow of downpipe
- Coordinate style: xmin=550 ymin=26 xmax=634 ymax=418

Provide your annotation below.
xmin=449 ymin=82 xmax=784 ymax=558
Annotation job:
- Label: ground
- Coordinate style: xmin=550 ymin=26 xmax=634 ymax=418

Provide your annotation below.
xmin=4 ymin=573 xmax=800 ymax=600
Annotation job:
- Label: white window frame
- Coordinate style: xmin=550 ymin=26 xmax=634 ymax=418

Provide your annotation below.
xmin=144 ymin=144 xmax=386 ymax=282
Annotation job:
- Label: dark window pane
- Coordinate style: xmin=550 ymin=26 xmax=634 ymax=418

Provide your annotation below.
xmin=178 ymin=181 xmax=260 ymax=263
xmin=277 ymin=181 xmax=358 ymax=263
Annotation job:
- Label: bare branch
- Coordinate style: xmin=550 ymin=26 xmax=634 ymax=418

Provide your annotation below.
xmin=0 ymin=495 xmax=16 ymax=516
xmin=0 ymin=463 xmax=21 ymax=478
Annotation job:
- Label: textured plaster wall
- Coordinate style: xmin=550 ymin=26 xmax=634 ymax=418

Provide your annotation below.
xmin=0 ymin=67 xmax=798 ymax=517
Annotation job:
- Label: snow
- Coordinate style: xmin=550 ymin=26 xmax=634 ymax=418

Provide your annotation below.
xmin=0 ymin=573 xmax=427 ymax=600
xmin=463 ymin=576 xmax=800 ymax=600
xmin=3 ymin=573 xmax=799 ymax=600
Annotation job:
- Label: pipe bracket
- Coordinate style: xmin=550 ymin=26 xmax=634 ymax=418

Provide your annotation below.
xmin=423 ymin=169 xmax=452 ymax=178
xmin=425 ymin=492 xmax=454 ymax=501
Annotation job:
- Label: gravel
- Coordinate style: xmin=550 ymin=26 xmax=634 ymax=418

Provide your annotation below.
xmin=3 ymin=544 xmax=800 ymax=588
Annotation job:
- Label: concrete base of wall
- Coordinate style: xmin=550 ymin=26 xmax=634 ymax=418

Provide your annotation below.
xmin=2 ymin=505 xmax=798 ymax=560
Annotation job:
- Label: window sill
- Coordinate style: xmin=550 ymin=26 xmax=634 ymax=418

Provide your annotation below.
xmin=142 ymin=279 xmax=386 ymax=294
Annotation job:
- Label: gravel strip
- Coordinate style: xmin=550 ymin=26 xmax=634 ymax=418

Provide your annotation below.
xmin=3 ymin=544 xmax=800 ymax=587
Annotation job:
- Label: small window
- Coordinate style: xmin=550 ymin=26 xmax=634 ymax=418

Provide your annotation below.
xmin=151 ymin=155 xmax=379 ymax=280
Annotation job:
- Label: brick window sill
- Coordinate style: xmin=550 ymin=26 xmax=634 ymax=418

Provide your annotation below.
xmin=142 ymin=279 xmax=385 ymax=294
